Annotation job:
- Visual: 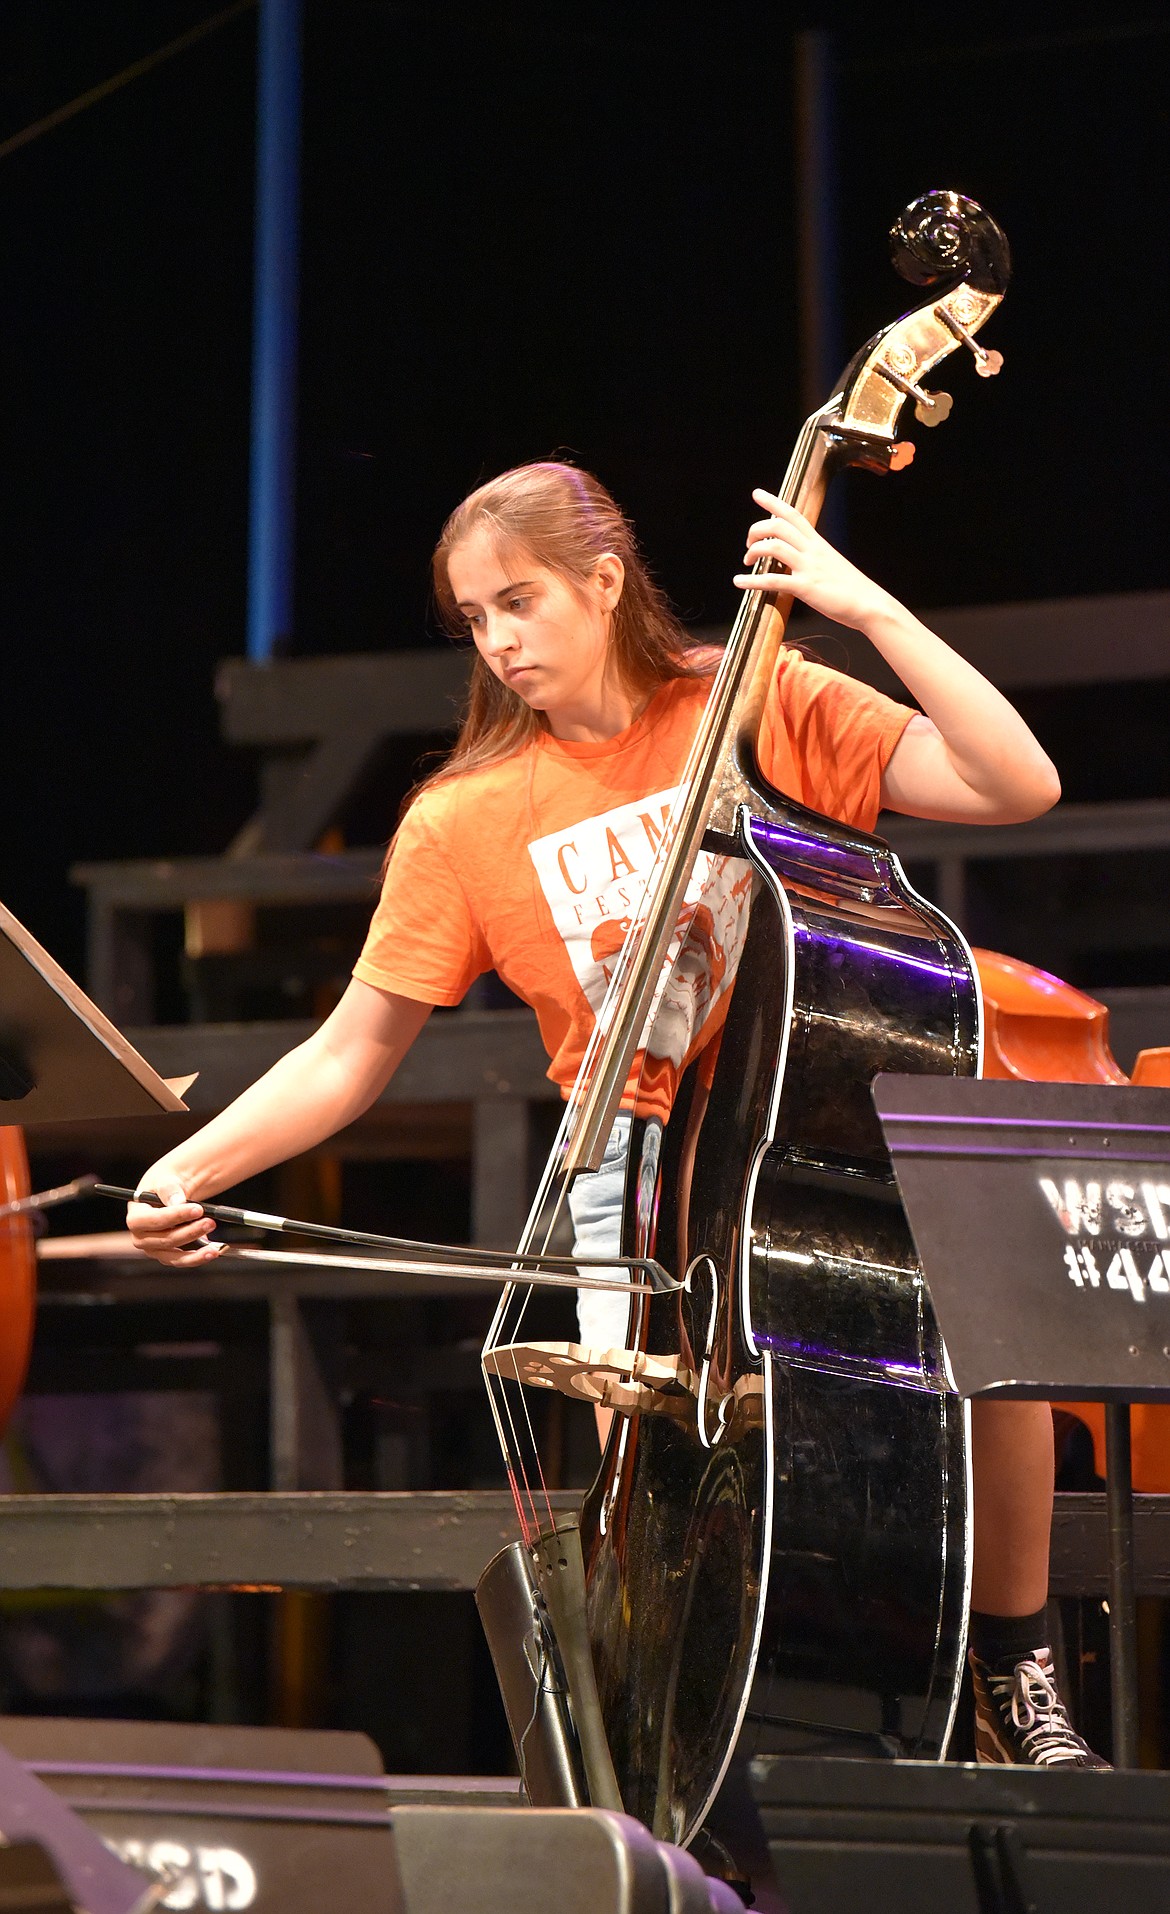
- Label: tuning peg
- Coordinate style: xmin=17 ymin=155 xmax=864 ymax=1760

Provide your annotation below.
xmin=877 ymin=359 xmax=954 ymax=428
xmin=914 ymin=388 xmax=953 ymax=427
xmin=937 ymin=303 xmax=1004 ymax=377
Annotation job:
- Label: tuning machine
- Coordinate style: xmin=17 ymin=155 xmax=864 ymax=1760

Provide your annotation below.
xmin=937 ymin=303 xmax=1004 ymax=378
xmin=914 ymin=388 xmax=953 ymax=426
xmin=877 ymin=359 xmax=954 ymax=428
xmin=824 ymin=427 xmax=917 ymax=475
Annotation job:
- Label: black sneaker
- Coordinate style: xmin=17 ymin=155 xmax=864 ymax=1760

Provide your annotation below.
xmin=970 ymin=1645 xmax=1110 ymax=1768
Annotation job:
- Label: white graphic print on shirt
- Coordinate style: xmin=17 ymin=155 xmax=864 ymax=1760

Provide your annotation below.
xmin=527 ymin=785 xmax=754 ymax=1070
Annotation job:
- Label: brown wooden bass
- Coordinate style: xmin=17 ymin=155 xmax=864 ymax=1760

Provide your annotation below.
xmin=0 ymin=1128 xmax=38 ymax=1435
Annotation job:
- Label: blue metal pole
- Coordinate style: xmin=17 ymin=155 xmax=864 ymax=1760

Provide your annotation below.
xmin=246 ymin=0 xmax=302 ymax=663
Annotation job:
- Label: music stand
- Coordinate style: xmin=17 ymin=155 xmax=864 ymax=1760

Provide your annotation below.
xmin=0 ymin=901 xmax=191 ymax=1905
xmin=873 ymin=1073 xmax=1170 ymax=1768
xmin=0 ymin=898 xmax=189 ymax=1123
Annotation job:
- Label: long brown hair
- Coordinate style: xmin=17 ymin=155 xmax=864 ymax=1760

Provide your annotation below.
xmin=413 ymin=461 xmax=709 ymax=802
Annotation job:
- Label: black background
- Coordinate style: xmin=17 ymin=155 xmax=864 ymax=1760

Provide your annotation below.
xmin=1 ymin=3 xmax=1168 ymax=973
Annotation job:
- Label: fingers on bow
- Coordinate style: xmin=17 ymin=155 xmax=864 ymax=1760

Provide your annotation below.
xmin=128 ymin=1200 xmax=222 ymax=1262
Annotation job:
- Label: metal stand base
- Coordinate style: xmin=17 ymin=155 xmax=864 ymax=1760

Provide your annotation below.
xmin=1105 ymin=1401 xmax=1139 ymax=1767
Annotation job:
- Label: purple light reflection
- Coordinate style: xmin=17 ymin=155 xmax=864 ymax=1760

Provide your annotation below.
xmin=755 ymin=1330 xmax=931 ymax=1385
xmin=885 ymin=1112 xmax=1170 ymax=1135
xmin=891 ymin=1144 xmax=1170 ymax=1164
xmin=794 ymin=922 xmax=961 ymax=988
xmin=747 ymin=816 xmax=963 ymax=986
xmin=749 ymin=814 xmax=882 ymax=885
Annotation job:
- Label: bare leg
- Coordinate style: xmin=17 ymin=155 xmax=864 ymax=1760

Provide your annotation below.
xmin=970 ymin=1398 xmax=1054 ymax=1615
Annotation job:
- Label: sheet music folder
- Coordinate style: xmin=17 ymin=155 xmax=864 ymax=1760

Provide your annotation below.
xmin=0 ymin=898 xmax=188 ymax=1124
xmin=873 ymin=1073 xmax=1170 ymax=1402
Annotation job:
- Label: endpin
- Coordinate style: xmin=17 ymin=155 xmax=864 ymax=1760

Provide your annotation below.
xmin=936 ymin=303 xmax=1004 ymax=379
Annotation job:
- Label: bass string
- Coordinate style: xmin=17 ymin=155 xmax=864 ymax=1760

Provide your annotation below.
xmin=483 ymin=1155 xmax=587 ymax=1542
xmin=501 ymin=1277 xmax=558 ymax=1540
xmin=482 ymin=1357 xmax=537 ymax=1547
xmin=549 ymin=533 xmax=791 ymax=1185
xmin=480 ymin=1274 xmax=538 ymax=1543
xmin=490 ymin=1364 xmax=551 ymax=1547
xmin=481 ymin=1276 xmax=555 ymax=1546
xmin=477 ymin=563 xmax=784 ymax=1509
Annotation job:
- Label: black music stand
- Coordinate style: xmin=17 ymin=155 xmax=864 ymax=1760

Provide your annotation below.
xmin=0 ymin=899 xmax=187 ymax=1906
xmin=0 ymin=898 xmax=190 ymax=1123
xmin=873 ymin=1073 xmax=1170 ymax=1769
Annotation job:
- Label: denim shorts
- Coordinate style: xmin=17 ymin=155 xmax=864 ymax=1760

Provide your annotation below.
xmin=568 ymin=1112 xmax=632 ymax=1350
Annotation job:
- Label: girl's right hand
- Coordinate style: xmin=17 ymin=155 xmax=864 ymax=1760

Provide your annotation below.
xmin=127 ymin=1167 xmax=225 ymax=1267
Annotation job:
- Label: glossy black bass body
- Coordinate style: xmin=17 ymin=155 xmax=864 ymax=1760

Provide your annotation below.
xmin=579 ymin=793 xmax=979 ymax=1842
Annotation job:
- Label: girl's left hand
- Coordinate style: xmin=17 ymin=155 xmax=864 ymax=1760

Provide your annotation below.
xmin=734 ymin=488 xmax=891 ymax=631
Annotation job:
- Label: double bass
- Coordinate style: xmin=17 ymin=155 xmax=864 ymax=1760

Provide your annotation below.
xmin=476 ymin=190 xmax=1011 ymax=1843
xmin=973 ymin=949 xmax=1170 ymax=1496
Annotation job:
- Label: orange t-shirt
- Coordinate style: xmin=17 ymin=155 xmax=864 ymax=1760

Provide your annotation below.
xmin=353 ymin=649 xmax=914 ymax=1100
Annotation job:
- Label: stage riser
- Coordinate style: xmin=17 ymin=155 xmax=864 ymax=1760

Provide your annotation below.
xmin=1 ymin=1719 xmax=738 ymax=1914
xmin=754 ymin=1754 xmax=1170 ymax=1912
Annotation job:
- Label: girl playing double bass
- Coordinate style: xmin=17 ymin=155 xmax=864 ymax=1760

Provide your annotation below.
xmin=127 ymin=460 xmax=1101 ymax=1768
